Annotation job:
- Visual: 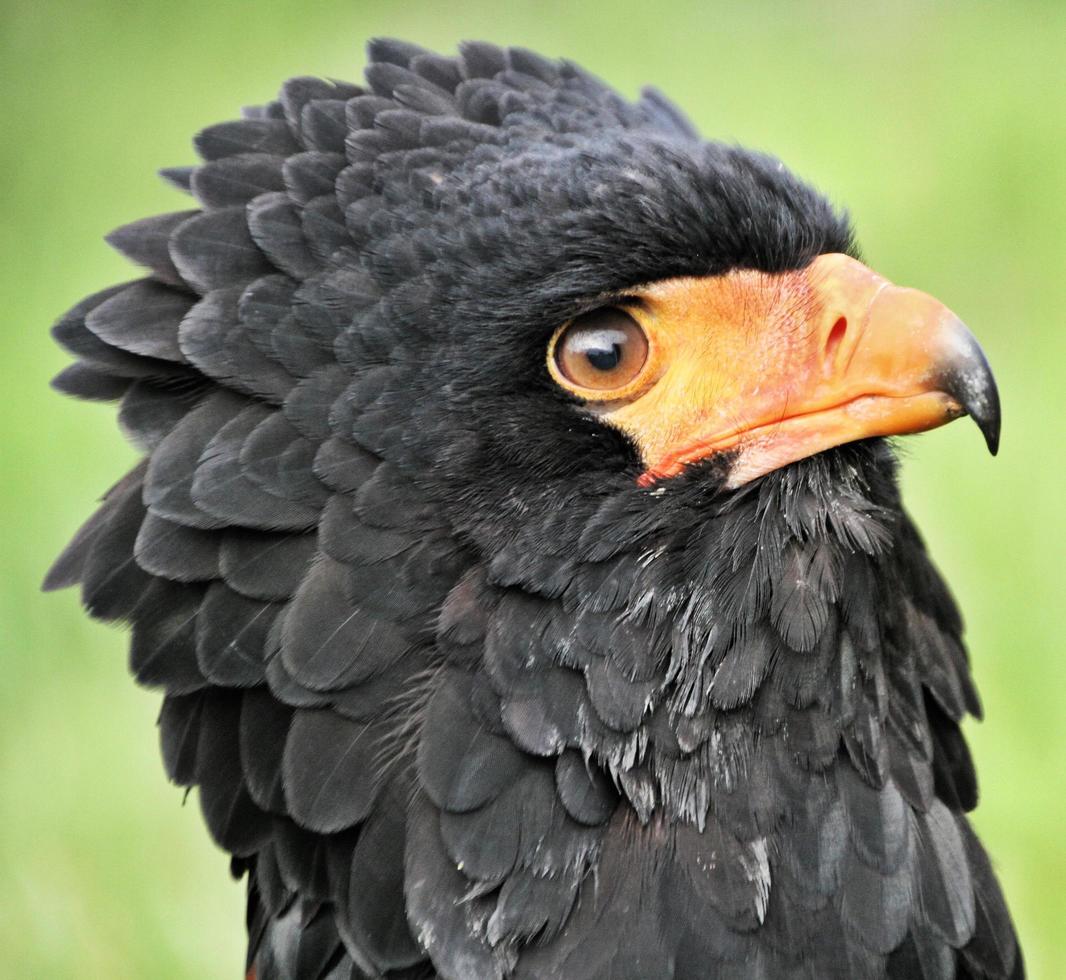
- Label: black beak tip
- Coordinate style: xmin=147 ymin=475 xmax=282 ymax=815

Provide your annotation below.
xmin=978 ymin=404 xmax=1001 ymax=456
xmin=962 ymin=354 xmax=1001 ymax=458
xmin=938 ymin=319 xmax=1001 ymax=458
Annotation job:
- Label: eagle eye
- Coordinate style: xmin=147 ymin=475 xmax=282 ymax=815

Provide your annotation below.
xmin=550 ymin=307 xmax=650 ymax=395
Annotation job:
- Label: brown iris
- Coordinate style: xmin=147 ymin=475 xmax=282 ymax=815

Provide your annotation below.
xmin=552 ymin=307 xmax=649 ymax=394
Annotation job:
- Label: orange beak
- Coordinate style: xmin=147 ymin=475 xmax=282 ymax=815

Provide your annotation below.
xmin=599 ymin=253 xmax=1000 ymax=487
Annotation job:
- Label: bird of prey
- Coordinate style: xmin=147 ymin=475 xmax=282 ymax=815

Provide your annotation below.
xmin=45 ymin=38 xmax=1022 ymax=980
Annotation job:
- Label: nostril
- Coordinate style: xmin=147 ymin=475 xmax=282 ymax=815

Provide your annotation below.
xmin=825 ymin=316 xmax=848 ymax=364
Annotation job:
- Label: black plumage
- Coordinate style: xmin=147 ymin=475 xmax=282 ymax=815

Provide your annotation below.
xmin=45 ymin=38 xmax=1022 ymax=980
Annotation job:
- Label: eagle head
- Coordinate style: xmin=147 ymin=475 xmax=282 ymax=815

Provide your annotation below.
xmin=46 ymin=38 xmax=1020 ymax=980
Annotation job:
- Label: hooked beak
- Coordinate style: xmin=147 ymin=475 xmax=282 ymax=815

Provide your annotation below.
xmin=599 ymin=253 xmax=1000 ymax=488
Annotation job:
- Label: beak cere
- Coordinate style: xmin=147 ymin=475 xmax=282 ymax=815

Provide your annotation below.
xmin=601 ymin=253 xmax=1001 ymax=488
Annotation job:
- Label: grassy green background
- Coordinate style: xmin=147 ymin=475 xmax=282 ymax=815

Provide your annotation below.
xmin=2 ymin=0 xmax=1063 ymax=976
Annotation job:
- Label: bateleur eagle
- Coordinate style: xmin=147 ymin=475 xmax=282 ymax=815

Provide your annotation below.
xmin=45 ymin=38 xmax=1022 ymax=980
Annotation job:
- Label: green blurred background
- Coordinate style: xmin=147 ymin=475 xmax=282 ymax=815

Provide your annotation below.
xmin=2 ymin=0 xmax=1063 ymax=976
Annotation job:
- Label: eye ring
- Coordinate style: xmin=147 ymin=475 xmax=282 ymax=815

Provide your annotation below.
xmin=547 ymin=306 xmax=655 ymax=400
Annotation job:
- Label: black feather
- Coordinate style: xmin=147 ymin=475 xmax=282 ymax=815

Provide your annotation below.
xmin=78 ymin=470 xmax=152 ymax=620
xmin=439 ymin=787 xmax=521 ymax=885
xmin=957 ymin=821 xmax=1021 ymax=978
xmin=280 ymin=76 xmax=363 ymax=131
xmin=195 ymin=118 xmax=299 ymax=161
xmin=279 ymin=557 xmax=409 ymax=692
xmin=191 ymin=404 xmax=320 ymax=530
xmin=344 ymin=778 xmax=423 ymax=971
xmin=554 ymin=750 xmax=618 ymax=826
xmin=119 ymin=380 xmax=208 ymax=451
xmin=299 ymin=100 xmax=350 ymax=153
xmin=43 ymin=471 xmax=130 ymax=592
xmin=129 ymin=578 xmax=207 ymax=693
xmin=134 ymin=512 xmax=221 ymax=582
xmin=170 ymin=208 xmax=273 ymax=293
xmin=247 ymin=191 xmax=322 ymax=280
xmin=53 ymin=282 xmax=189 ymax=378
xmin=410 ymin=53 xmax=463 ymax=93
xmin=143 ymin=389 xmax=246 ymax=529
xmin=418 ymin=671 xmax=525 ymax=813
xmin=196 ymin=582 xmax=277 ymax=686
xmin=241 ymin=412 xmax=329 ymax=508
xmin=839 ymin=762 xmax=910 ymax=873
xmin=839 ymin=845 xmax=913 ymax=955
xmin=158 ymin=691 xmax=205 ymax=784
xmin=85 ymin=279 xmax=191 ymax=361
xmin=239 ymin=686 xmax=293 ymax=814
xmin=404 ymin=792 xmax=507 ymax=980
xmin=105 ymin=210 xmax=198 ymax=285
xmin=283 ymin=150 xmax=347 ymax=205
xmin=911 ymin=801 xmax=975 ymax=947
xmin=191 ymin=153 xmax=287 ymax=209
xmin=50 ymin=362 xmax=132 ymax=401
xmin=282 ymin=709 xmax=378 ymax=834
xmin=195 ymin=690 xmax=272 ymax=855
xmin=219 ymin=529 xmax=317 ymax=601
xmin=271 ymin=819 xmax=332 ymax=901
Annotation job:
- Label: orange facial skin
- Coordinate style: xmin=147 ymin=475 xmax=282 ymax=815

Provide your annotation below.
xmin=547 ymin=253 xmax=999 ymax=488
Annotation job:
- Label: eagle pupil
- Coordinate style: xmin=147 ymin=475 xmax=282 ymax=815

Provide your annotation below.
xmin=552 ymin=307 xmax=648 ymax=392
xmin=587 ymin=343 xmax=622 ymax=371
